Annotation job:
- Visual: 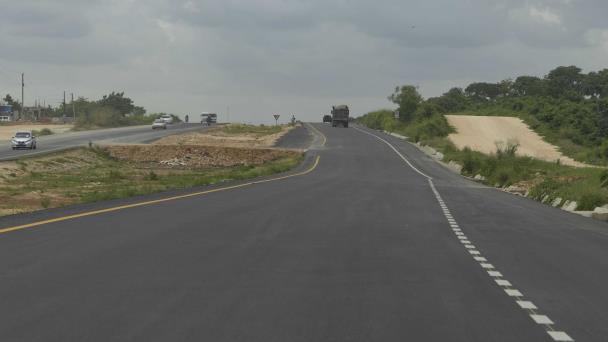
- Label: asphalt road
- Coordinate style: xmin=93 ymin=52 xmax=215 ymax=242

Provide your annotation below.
xmin=0 ymin=123 xmax=207 ymax=161
xmin=0 ymin=123 xmax=606 ymax=341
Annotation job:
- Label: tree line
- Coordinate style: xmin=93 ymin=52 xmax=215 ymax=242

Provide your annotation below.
xmin=2 ymin=91 xmax=180 ymax=128
xmin=377 ymin=65 xmax=608 ymax=163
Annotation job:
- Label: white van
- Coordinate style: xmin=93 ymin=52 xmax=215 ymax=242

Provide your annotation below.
xmin=159 ymin=114 xmax=173 ymax=124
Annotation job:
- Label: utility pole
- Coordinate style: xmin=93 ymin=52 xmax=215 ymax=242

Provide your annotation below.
xmin=227 ymin=105 xmax=230 ymax=123
xmin=20 ymin=73 xmax=24 ymax=120
xmin=63 ymin=91 xmax=66 ymax=119
xmin=71 ymin=93 xmax=75 ymax=120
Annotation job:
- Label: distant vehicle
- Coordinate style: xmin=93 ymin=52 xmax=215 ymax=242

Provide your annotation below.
xmin=152 ymin=119 xmax=167 ymax=130
xmin=331 ymin=105 xmax=350 ymax=128
xmin=323 ymin=115 xmax=332 ymax=123
xmin=11 ymin=131 xmax=37 ymax=150
xmin=201 ymin=112 xmax=217 ymax=125
xmin=159 ymin=114 xmax=173 ymax=124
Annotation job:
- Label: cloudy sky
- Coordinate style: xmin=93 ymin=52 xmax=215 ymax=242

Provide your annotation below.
xmin=1 ymin=0 xmax=607 ymax=123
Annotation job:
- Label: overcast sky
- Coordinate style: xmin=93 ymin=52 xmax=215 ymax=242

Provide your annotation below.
xmin=1 ymin=0 xmax=607 ymax=123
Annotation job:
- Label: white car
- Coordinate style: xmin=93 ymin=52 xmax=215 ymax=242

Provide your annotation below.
xmin=159 ymin=115 xmax=173 ymax=124
xmin=152 ymin=119 xmax=167 ymax=129
xmin=11 ymin=131 xmax=37 ymax=150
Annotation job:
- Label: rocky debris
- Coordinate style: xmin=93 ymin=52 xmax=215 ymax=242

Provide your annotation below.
xmin=106 ymin=145 xmax=298 ymax=168
xmin=386 ymin=131 xmax=409 ymax=140
xmin=573 ymin=211 xmax=594 ymax=218
xmin=551 ymin=197 xmax=563 ymax=207
xmin=504 ymin=185 xmax=527 ymax=196
xmin=561 ymin=201 xmax=578 ymax=212
xmin=591 ymin=207 xmax=608 ymax=221
xmin=541 ymin=195 xmax=550 ymax=203
xmin=473 ymin=174 xmax=486 ymax=181
xmin=447 ymin=161 xmax=463 ymax=174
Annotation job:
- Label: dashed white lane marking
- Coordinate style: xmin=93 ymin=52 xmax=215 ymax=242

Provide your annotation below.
xmin=495 ymin=279 xmax=512 ymax=287
xmin=548 ymin=331 xmax=575 ymax=341
xmin=505 ymin=289 xmax=524 ymax=297
xmin=357 ymin=127 xmax=575 ymax=342
xmin=517 ymin=301 xmax=538 ymax=310
xmin=531 ymin=315 xmax=554 ymax=325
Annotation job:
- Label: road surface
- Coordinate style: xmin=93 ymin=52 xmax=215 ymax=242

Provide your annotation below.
xmin=0 ymin=123 xmax=207 ymax=161
xmin=0 ymin=123 xmax=606 ymax=341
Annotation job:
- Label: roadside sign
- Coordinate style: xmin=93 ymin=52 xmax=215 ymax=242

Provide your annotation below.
xmin=273 ymin=114 xmax=280 ymax=126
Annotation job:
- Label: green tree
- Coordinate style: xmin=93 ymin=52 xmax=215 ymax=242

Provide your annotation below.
xmin=433 ymin=87 xmax=468 ymax=112
xmin=98 ymin=92 xmax=135 ymax=115
xmin=546 ymin=66 xmax=584 ymax=100
xmin=465 ymin=82 xmax=502 ymax=101
xmin=389 ymin=85 xmax=422 ymax=122
xmin=512 ymin=76 xmax=546 ymax=97
xmin=3 ymin=94 xmax=21 ymax=112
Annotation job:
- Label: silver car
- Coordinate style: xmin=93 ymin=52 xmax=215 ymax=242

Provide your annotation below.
xmin=11 ymin=131 xmax=37 ymax=150
xmin=152 ymin=119 xmax=167 ymax=129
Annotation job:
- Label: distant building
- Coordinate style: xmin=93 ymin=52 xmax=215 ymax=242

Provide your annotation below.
xmin=0 ymin=104 xmax=13 ymax=122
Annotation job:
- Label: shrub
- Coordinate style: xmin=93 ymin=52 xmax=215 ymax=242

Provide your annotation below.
xmin=578 ymin=192 xmax=606 ymax=210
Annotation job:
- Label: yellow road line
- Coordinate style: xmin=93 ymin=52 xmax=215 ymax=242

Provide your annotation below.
xmin=306 ymin=123 xmax=327 ymax=147
xmin=0 ymin=156 xmax=320 ymax=235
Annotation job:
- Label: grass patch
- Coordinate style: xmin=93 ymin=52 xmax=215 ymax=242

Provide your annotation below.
xmin=0 ymin=148 xmax=303 ymax=216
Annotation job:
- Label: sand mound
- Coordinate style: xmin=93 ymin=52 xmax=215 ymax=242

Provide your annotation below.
xmin=446 ymin=115 xmax=588 ymax=167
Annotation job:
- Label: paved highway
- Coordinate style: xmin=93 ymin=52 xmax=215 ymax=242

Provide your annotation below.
xmin=0 ymin=123 xmax=606 ymax=341
xmin=0 ymin=123 xmax=207 ymax=161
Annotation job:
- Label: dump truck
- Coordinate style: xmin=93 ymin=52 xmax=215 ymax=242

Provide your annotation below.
xmin=331 ymin=105 xmax=349 ymax=128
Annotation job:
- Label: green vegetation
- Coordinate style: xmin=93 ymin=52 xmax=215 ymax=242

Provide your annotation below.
xmin=222 ymin=124 xmax=283 ymax=136
xmin=2 ymin=91 xmax=182 ymax=129
xmin=356 ymin=65 xmax=608 ymax=210
xmin=0 ymin=148 xmax=302 ymax=215
xmin=32 ymin=128 xmax=53 ymax=136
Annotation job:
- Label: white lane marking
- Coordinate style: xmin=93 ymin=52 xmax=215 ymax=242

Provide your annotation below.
xmin=495 ymin=279 xmax=512 ymax=287
xmin=356 ymin=127 xmax=575 ymax=341
xmin=505 ymin=289 xmax=523 ymax=297
xmin=517 ymin=301 xmax=537 ymax=310
xmin=547 ymin=331 xmax=574 ymax=341
xmin=353 ymin=127 xmax=432 ymax=179
xmin=488 ymin=271 xmax=503 ymax=277
xmin=531 ymin=315 xmax=554 ymax=325
xmin=464 ymin=245 xmax=476 ymax=249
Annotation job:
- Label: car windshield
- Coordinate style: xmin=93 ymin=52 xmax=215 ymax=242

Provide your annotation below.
xmin=15 ymin=132 xmax=30 ymax=138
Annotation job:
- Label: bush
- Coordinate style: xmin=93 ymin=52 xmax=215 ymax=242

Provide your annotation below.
xmin=461 ymin=147 xmax=481 ymax=175
xmin=33 ymin=128 xmax=53 ymax=136
xmin=578 ymin=192 xmax=606 ymax=210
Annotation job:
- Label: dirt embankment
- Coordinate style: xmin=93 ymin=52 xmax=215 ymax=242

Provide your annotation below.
xmin=153 ymin=125 xmax=294 ymax=149
xmin=106 ymin=145 xmax=299 ymax=168
xmin=446 ymin=115 xmax=588 ymax=167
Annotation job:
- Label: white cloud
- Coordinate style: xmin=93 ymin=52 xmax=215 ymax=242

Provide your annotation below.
xmin=529 ymin=6 xmax=562 ymax=25
xmin=1 ymin=0 xmax=608 ymax=123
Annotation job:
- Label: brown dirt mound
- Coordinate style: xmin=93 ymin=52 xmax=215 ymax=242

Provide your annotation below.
xmin=106 ymin=145 xmax=298 ymax=168
xmin=153 ymin=125 xmax=293 ymax=148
